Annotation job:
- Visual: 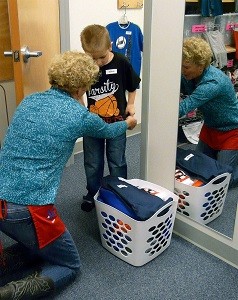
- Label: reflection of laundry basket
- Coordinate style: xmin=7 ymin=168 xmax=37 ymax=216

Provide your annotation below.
xmin=174 ymin=173 xmax=231 ymax=225
xmin=94 ymin=179 xmax=178 ymax=267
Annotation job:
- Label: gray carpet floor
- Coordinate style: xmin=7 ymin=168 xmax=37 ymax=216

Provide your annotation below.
xmin=1 ymin=134 xmax=238 ymax=299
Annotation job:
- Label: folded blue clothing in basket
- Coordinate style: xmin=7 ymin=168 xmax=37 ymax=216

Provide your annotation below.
xmin=176 ymin=148 xmax=233 ymax=183
xmin=100 ymin=176 xmax=173 ymax=221
xmin=98 ymin=188 xmax=140 ymax=220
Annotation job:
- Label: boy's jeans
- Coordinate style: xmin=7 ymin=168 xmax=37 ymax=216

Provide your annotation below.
xmin=0 ymin=202 xmax=80 ymax=289
xmin=83 ymin=133 xmax=127 ymax=198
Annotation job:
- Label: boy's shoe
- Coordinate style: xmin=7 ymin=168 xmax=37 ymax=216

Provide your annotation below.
xmin=81 ymin=195 xmax=95 ymax=212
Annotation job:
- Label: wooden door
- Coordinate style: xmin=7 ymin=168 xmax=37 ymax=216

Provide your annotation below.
xmin=7 ymin=0 xmax=60 ymax=105
xmin=0 ymin=0 xmax=14 ymax=81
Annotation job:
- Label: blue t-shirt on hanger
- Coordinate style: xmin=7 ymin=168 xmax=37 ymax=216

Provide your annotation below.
xmin=106 ymin=21 xmax=143 ymax=76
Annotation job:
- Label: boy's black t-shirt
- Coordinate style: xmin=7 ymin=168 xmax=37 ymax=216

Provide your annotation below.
xmin=86 ymin=52 xmax=141 ymax=123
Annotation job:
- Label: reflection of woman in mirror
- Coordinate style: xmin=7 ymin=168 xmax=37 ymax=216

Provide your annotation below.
xmin=179 ymin=37 xmax=238 ymax=188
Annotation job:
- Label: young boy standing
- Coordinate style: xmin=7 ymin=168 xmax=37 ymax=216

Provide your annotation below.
xmin=80 ymin=24 xmax=141 ymax=212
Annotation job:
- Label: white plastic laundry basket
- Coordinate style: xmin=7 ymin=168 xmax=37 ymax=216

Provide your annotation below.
xmin=174 ymin=172 xmax=231 ymax=225
xmin=95 ymin=178 xmax=178 ymax=267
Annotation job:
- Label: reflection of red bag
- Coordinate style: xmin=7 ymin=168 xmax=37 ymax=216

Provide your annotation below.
xmin=233 ymin=30 xmax=238 ymax=60
xmin=0 ymin=200 xmax=7 ymax=220
xmin=28 ymin=205 xmax=65 ymax=249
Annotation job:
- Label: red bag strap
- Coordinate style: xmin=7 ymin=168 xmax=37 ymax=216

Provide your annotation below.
xmin=0 ymin=200 xmax=7 ymax=219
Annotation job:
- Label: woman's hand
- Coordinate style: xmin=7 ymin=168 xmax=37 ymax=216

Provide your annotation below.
xmin=125 ymin=115 xmax=137 ymax=130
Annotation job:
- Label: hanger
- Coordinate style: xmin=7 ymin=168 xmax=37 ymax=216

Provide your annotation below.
xmin=205 ymin=24 xmax=220 ymax=32
xmin=118 ymin=3 xmax=129 ymax=25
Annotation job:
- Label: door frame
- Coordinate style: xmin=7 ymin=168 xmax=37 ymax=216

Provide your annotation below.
xmin=7 ymin=0 xmax=23 ymax=103
xmin=59 ymin=0 xmax=70 ymax=52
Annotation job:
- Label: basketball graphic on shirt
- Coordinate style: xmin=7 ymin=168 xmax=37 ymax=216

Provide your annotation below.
xmin=90 ymin=95 xmax=120 ymax=117
xmin=116 ymin=36 xmax=126 ymax=49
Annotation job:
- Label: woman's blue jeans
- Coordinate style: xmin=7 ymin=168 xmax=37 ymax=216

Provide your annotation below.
xmin=196 ymin=140 xmax=238 ymax=188
xmin=0 ymin=202 xmax=80 ymax=289
xmin=83 ymin=133 xmax=127 ymax=197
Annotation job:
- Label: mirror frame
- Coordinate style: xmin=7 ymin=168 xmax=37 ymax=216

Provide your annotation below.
xmin=59 ymin=0 xmax=70 ymax=52
xmin=141 ymin=0 xmax=238 ymax=269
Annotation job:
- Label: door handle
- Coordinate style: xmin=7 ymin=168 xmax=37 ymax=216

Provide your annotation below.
xmin=4 ymin=51 xmax=13 ymax=57
xmin=21 ymin=46 xmax=42 ymax=63
xmin=4 ymin=47 xmax=42 ymax=63
xmin=4 ymin=50 xmax=20 ymax=62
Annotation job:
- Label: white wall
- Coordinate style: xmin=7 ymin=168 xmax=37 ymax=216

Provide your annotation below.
xmin=68 ymin=0 xmax=144 ymax=123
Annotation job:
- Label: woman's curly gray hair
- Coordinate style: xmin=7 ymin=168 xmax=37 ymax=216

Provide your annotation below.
xmin=48 ymin=51 xmax=99 ymax=95
xmin=182 ymin=37 xmax=213 ymax=68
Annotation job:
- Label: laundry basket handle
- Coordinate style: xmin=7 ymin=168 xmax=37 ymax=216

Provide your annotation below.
xmin=211 ymin=172 xmax=231 ymax=186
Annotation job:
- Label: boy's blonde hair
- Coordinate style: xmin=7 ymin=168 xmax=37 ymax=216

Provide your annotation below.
xmin=183 ymin=37 xmax=213 ymax=68
xmin=80 ymin=24 xmax=111 ymax=53
xmin=48 ymin=51 xmax=99 ymax=95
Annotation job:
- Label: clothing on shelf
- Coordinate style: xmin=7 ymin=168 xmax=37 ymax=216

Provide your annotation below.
xmin=106 ymin=21 xmax=143 ymax=76
xmin=202 ymin=30 xmax=227 ymax=69
xmin=200 ymin=0 xmax=223 ymax=17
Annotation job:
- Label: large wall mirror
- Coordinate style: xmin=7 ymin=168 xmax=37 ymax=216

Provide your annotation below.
xmin=177 ymin=5 xmax=238 ymax=239
xmin=141 ymin=0 xmax=238 ymax=269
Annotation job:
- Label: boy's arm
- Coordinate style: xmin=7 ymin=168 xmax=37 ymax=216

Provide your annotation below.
xmin=125 ymin=90 xmax=136 ymax=116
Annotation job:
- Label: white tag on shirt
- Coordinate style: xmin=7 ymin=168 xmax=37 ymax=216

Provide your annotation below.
xmin=126 ymin=31 xmax=132 ymax=35
xmin=184 ymin=154 xmax=194 ymax=161
xmin=106 ymin=69 xmax=117 ymax=75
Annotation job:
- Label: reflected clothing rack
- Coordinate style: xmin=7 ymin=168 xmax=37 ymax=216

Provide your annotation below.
xmin=206 ymin=24 xmax=220 ymax=31
xmin=200 ymin=0 xmax=223 ymax=17
xmin=202 ymin=30 xmax=227 ymax=69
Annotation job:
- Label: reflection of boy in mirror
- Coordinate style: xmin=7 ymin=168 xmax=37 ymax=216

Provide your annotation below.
xmin=179 ymin=37 xmax=238 ymax=188
xmin=80 ymin=24 xmax=141 ymax=212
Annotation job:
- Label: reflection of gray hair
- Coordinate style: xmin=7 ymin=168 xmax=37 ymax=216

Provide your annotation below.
xmin=183 ymin=37 xmax=212 ymax=68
